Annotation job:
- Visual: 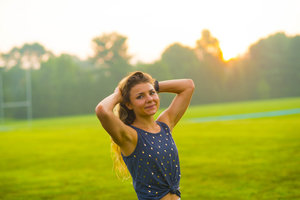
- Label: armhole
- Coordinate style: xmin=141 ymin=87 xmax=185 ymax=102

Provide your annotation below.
xmin=122 ymin=126 xmax=140 ymax=158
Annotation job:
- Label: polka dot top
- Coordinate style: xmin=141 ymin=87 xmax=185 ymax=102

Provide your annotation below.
xmin=122 ymin=121 xmax=181 ymax=200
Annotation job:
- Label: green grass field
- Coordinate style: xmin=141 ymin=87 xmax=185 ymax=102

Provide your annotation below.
xmin=0 ymin=97 xmax=300 ymax=200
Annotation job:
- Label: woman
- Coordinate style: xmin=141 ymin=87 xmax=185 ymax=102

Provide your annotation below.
xmin=95 ymin=71 xmax=194 ymax=200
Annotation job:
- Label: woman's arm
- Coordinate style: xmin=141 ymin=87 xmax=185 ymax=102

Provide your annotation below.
xmin=157 ymin=79 xmax=195 ymax=130
xmin=95 ymin=89 xmax=136 ymax=148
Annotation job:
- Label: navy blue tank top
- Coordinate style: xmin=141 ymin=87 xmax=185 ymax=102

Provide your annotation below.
xmin=122 ymin=121 xmax=181 ymax=200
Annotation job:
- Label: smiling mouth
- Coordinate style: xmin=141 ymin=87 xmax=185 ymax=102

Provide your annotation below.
xmin=145 ymin=104 xmax=156 ymax=109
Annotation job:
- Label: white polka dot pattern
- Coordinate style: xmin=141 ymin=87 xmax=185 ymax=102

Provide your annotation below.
xmin=122 ymin=121 xmax=181 ymax=199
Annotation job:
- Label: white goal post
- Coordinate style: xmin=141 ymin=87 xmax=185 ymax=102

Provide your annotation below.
xmin=0 ymin=68 xmax=32 ymax=125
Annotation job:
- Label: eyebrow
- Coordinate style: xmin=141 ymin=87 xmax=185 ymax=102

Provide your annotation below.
xmin=135 ymin=89 xmax=155 ymax=96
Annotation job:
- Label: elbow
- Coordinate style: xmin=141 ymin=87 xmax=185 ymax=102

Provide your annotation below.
xmin=95 ymin=103 xmax=108 ymax=119
xmin=187 ymin=79 xmax=195 ymax=91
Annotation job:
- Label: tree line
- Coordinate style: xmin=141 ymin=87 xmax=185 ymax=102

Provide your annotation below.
xmin=0 ymin=30 xmax=299 ymax=119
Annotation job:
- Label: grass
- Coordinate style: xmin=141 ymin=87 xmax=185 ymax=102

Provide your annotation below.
xmin=0 ymin=97 xmax=300 ymax=200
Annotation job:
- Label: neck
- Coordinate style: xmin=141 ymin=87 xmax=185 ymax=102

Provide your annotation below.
xmin=132 ymin=115 xmax=159 ymax=132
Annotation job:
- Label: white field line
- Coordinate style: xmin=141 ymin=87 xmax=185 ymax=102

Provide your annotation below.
xmin=189 ymin=108 xmax=300 ymax=123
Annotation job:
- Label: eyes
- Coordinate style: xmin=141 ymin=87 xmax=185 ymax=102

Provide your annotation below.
xmin=136 ymin=90 xmax=156 ymax=99
xmin=150 ymin=90 xmax=156 ymax=95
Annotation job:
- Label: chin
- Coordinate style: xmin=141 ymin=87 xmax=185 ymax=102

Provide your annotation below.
xmin=149 ymin=111 xmax=157 ymax=116
xmin=144 ymin=108 xmax=158 ymax=116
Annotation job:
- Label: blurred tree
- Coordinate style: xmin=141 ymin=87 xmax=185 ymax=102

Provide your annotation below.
xmin=246 ymin=32 xmax=300 ymax=98
xmin=32 ymin=54 xmax=83 ymax=117
xmin=1 ymin=30 xmax=299 ymax=120
xmin=31 ymin=53 xmax=116 ymax=118
xmin=223 ymin=58 xmax=251 ymax=101
xmin=194 ymin=30 xmax=226 ymax=103
xmin=160 ymin=43 xmax=199 ymax=78
xmin=136 ymin=61 xmax=172 ymax=82
xmin=160 ymin=43 xmax=214 ymax=104
xmin=1 ymin=43 xmax=52 ymax=70
xmin=287 ymin=35 xmax=300 ymax=96
xmin=90 ymin=32 xmax=132 ymax=84
xmin=195 ymin=29 xmax=224 ymax=61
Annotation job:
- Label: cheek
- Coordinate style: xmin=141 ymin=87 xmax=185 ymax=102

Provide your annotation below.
xmin=132 ymin=99 xmax=145 ymax=108
xmin=154 ymin=95 xmax=160 ymax=104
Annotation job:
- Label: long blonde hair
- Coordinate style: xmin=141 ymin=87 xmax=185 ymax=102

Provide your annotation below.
xmin=111 ymin=71 xmax=155 ymax=179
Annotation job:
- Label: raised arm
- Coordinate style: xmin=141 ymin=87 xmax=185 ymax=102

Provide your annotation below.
xmin=95 ymin=89 xmax=136 ymax=150
xmin=157 ymin=79 xmax=195 ymax=130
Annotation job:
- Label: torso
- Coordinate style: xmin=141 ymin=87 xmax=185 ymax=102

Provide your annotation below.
xmin=121 ymin=121 xmax=181 ymax=200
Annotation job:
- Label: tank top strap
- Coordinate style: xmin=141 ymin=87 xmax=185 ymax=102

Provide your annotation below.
xmin=156 ymin=121 xmax=171 ymax=133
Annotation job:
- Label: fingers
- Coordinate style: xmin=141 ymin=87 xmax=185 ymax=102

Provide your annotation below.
xmin=114 ymin=87 xmax=123 ymax=103
xmin=114 ymin=87 xmax=119 ymax=94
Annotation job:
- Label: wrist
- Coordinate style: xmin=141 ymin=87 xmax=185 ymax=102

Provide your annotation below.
xmin=113 ymin=87 xmax=122 ymax=103
xmin=114 ymin=92 xmax=122 ymax=104
xmin=154 ymin=80 xmax=159 ymax=92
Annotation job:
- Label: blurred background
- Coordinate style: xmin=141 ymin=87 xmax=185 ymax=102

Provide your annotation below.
xmin=0 ymin=0 xmax=300 ymax=199
xmin=0 ymin=0 xmax=299 ymax=120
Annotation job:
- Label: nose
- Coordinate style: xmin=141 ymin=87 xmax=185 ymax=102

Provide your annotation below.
xmin=145 ymin=94 xmax=153 ymax=102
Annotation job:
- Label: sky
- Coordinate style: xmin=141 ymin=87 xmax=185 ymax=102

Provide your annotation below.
xmin=1 ymin=0 xmax=300 ymax=63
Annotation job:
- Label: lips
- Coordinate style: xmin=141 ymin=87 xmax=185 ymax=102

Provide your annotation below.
xmin=145 ymin=104 xmax=156 ymax=109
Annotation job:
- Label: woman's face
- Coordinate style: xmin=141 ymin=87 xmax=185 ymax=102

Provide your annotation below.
xmin=127 ymin=82 xmax=160 ymax=117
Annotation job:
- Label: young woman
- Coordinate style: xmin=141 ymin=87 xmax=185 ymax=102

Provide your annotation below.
xmin=95 ymin=71 xmax=194 ymax=200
